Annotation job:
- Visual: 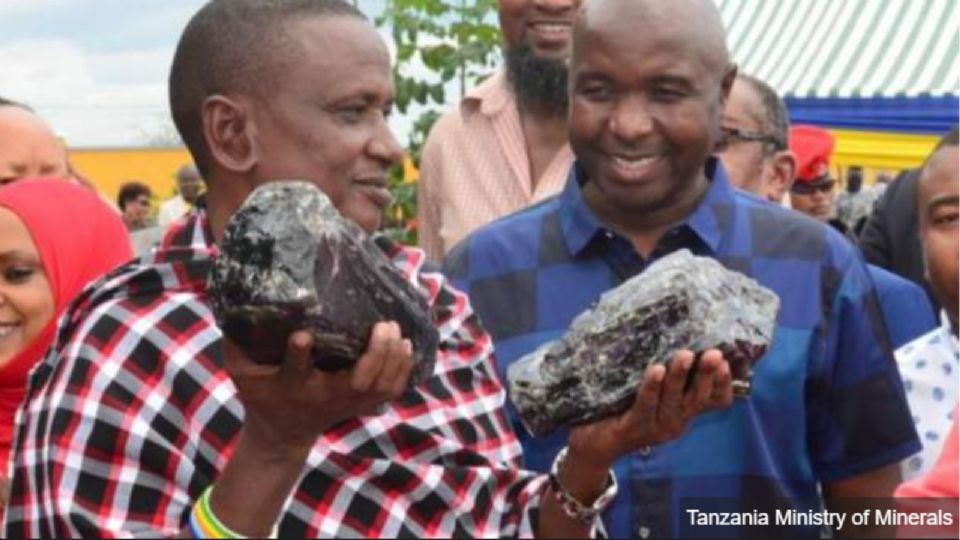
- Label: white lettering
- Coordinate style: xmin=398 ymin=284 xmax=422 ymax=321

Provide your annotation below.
xmin=878 ymin=509 xmax=954 ymax=526
xmin=775 ymin=510 xmax=846 ymax=530
xmin=686 ymin=509 xmax=770 ymax=526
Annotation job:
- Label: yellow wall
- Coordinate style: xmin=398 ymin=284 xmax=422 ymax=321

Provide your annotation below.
xmin=830 ymin=129 xmax=940 ymax=184
xmin=68 ymin=147 xmax=193 ymax=204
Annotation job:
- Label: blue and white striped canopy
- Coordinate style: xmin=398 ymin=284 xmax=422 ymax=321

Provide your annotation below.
xmin=717 ymin=0 xmax=958 ymax=133
xmin=719 ymin=0 xmax=958 ymax=98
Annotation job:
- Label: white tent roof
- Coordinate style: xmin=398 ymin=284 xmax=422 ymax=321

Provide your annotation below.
xmin=717 ymin=0 xmax=959 ymax=98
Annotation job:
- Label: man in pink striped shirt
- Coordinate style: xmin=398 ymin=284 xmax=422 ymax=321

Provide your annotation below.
xmin=418 ymin=0 xmax=581 ymax=260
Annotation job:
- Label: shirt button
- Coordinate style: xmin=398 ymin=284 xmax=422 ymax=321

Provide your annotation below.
xmin=639 ymin=446 xmax=652 ymax=457
xmin=639 ymin=525 xmax=651 ymax=538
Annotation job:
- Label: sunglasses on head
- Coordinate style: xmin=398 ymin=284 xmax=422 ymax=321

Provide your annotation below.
xmin=790 ymin=179 xmax=836 ymax=195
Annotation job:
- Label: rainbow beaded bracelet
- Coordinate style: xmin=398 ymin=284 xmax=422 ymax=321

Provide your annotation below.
xmin=189 ymin=487 xmax=278 ymax=539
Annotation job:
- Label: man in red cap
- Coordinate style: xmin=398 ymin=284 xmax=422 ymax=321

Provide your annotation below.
xmin=788 ymin=125 xmax=842 ymax=226
xmin=787 ymin=124 xmax=936 ymax=349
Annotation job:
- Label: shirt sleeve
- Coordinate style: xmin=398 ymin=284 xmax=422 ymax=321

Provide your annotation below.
xmin=417 ymin=126 xmax=446 ymax=263
xmin=871 ymin=270 xmax=938 ymax=348
xmin=3 ymin=295 xmax=229 ymax=538
xmin=806 ymin=235 xmax=922 ymax=483
xmin=409 ymin=259 xmax=548 ymax=537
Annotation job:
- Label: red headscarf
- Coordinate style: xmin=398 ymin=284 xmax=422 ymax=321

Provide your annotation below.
xmin=0 ymin=179 xmax=132 ymax=470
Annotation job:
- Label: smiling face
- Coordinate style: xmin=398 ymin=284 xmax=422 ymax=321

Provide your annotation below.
xmin=569 ymin=0 xmax=734 ymax=220
xmin=497 ymin=0 xmax=580 ymax=60
xmin=0 ymin=107 xmax=69 ymax=187
xmin=248 ymin=16 xmax=403 ymax=234
xmin=918 ymin=145 xmax=959 ymax=330
xmin=0 ymin=207 xmax=54 ymax=367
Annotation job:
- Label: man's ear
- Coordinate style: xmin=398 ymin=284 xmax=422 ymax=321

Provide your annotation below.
xmin=767 ymin=149 xmax=797 ymax=203
xmin=719 ymin=64 xmax=738 ymax=106
xmin=201 ymin=95 xmax=257 ymax=174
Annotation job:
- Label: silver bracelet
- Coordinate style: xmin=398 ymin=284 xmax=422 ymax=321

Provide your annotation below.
xmin=548 ymin=446 xmax=618 ymax=525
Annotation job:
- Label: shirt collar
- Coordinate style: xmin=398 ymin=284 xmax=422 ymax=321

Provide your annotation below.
xmin=462 ymin=70 xmax=513 ymax=117
xmin=153 ymin=209 xmax=217 ymax=265
xmin=558 ymin=156 xmax=735 ymax=257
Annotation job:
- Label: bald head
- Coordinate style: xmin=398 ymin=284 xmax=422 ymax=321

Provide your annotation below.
xmin=175 ymin=163 xmax=203 ymax=204
xmin=567 ymin=0 xmax=737 ymax=227
xmin=0 ymin=106 xmax=68 ymax=185
xmin=574 ymin=0 xmax=731 ymax=77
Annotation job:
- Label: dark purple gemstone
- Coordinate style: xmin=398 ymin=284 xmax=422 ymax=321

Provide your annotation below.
xmin=208 ymin=181 xmax=439 ymax=387
xmin=507 ymin=249 xmax=779 ymax=437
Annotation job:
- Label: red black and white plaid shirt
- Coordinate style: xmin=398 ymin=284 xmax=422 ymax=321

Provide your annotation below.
xmin=3 ymin=212 xmax=557 ymax=538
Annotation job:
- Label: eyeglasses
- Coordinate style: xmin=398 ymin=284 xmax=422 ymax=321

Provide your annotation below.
xmin=790 ymin=179 xmax=836 ymax=195
xmin=716 ymin=126 xmax=785 ymax=153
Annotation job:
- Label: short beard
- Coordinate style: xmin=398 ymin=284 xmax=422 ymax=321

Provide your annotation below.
xmin=504 ymin=43 xmax=569 ymax=116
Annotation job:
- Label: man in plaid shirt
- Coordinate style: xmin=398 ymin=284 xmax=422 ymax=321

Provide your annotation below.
xmin=3 ymin=1 xmax=734 ymax=537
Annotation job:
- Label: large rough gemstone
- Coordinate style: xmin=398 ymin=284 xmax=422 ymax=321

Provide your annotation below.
xmin=507 ymin=249 xmax=779 ymax=437
xmin=208 ymin=181 xmax=439 ymax=387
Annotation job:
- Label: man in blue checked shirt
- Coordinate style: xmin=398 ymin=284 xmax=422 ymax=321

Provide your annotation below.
xmin=444 ymin=0 xmax=921 ymax=538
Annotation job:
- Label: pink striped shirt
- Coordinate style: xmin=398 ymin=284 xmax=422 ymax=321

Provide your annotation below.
xmin=418 ymin=70 xmax=574 ymax=261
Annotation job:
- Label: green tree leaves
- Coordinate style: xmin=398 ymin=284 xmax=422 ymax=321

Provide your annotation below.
xmin=376 ymin=0 xmax=500 ymax=245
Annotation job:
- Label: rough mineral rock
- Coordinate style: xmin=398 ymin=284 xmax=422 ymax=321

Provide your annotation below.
xmin=507 ymin=249 xmax=779 ymax=437
xmin=208 ymin=181 xmax=439 ymax=387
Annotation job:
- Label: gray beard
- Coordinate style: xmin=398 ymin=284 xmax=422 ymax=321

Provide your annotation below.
xmin=504 ymin=43 xmax=569 ymax=115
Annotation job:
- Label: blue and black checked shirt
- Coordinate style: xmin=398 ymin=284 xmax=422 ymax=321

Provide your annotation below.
xmin=444 ymin=159 xmax=921 ymax=539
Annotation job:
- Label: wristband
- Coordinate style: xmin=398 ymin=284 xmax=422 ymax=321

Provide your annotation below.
xmin=189 ymin=486 xmax=278 ymax=539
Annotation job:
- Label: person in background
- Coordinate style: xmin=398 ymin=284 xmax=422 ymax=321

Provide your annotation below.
xmin=789 ymin=124 xmax=937 ymax=348
xmin=118 ymin=181 xmax=162 ymax=255
xmin=0 ymin=98 xmax=69 ymax=186
xmin=417 ymin=0 xmax=580 ymax=260
xmin=836 ymin=166 xmax=886 ymax=238
xmin=117 ymin=181 xmax=154 ymax=231
xmin=789 ymin=128 xmax=884 ymax=240
xmin=787 ymin=125 xmax=846 ymax=230
xmin=0 ymin=178 xmax=131 ymax=514
xmin=0 ymin=98 xmax=120 ymax=214
xmin=894 ymin=127 xmax=959 ymax=482
xmin=159 ymin=164 xmax=203 ymax=228
xmin=859 ymin=167 xmax=940 ymax=311
xmin=716 ymin=73 xmax=795 ymax=203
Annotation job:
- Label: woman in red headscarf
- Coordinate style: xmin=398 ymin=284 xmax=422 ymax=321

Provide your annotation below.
xmin=0 ymin=178 xmax=132 ymax=509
